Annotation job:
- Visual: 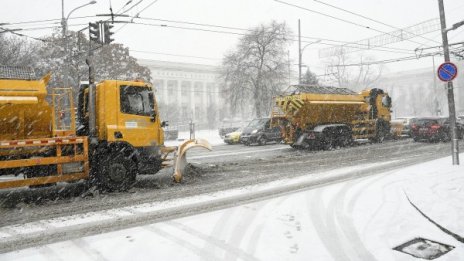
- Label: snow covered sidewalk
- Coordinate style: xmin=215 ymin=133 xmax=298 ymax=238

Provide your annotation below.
xmin=2 ymin=154 xmax=464 ymax=260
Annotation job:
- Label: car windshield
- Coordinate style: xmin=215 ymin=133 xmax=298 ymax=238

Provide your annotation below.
xmin=247 ymin=119 xmax=268 ymax=128
xmin=415 ymin=119 xmax=441 ymax=127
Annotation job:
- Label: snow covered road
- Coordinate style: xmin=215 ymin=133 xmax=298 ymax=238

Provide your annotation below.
xmin=1 ymin=153 xmax=464 ymax=260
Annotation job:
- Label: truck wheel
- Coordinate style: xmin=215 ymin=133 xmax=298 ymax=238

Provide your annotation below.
xmin=98 ymin=150 xmax=137 ymax=191
xmin=372 ymin=123 xmax=387 ymax=143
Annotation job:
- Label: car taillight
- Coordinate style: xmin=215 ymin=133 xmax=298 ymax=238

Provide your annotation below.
xmin=412 ymin=124 xmax=417 ymax=129
xmin=308 ymin=132 xmax=316 ymax=139
xmin=430 ymin=125 xmax=441 ymax=130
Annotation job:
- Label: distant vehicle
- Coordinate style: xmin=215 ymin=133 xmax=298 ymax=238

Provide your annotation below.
xmin=223 ymin=127 xmax=243 ymax=144
xmin=457 ymin=115 xmax=464 ymax=125
xmin=411 ymin=117 xmax=463 ymax=142
xmin=218 ymin=120 xmax=246 ymax=138
xmin=390 ymin=119 xmax=405 ymax=139
xmin=271 ymin=86 xmax=392 ymax=150
xmin=240 ymin=118 xmax=282 ymax=146
xmin=395 ymin=117 xmax=416 ymax=137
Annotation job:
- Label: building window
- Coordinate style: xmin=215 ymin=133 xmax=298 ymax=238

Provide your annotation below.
xmin=181 ymin=81 xmax=191 ymax=97
xmin=167 ymin=80 xmax=178 ymax=96
xmin=194 ymin=82 xmax=203 ymax=97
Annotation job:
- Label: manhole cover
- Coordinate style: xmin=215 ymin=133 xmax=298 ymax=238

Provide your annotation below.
xmin=393 ymin=237 xmax=454 ymax=260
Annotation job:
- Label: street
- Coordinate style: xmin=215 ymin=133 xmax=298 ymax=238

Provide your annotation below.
xmin=0 ymin=138 xmax=462 ymax=254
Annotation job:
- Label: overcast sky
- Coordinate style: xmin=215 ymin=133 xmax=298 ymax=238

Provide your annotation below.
xmin=2 ymin=0 xmax=464 ymax=78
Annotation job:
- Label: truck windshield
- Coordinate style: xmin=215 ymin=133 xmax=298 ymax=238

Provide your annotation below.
xmin=120 ymin=85 xmax=154 ymax=116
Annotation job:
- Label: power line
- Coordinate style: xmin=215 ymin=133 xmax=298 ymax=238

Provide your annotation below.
xmin=310 ymin=0 xmax=441 ymax=45
xmin=325 ymin=47 xmax=464 ymax=67
xmin=271 ymin=0 xmax=435 ymax=56
xmin=129 ymin=20 xmax=415 ymax=55
xmin=4 ymin=12 xmax=416 ymax=55
xmin=115 ymin=0 xmax=160 ymax=33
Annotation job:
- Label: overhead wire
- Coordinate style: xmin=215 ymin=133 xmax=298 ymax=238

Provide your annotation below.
xmin=272 ymin=0 xmax=433 ymax=48
xmin=310 ymin=0 xmax=441 ymax=45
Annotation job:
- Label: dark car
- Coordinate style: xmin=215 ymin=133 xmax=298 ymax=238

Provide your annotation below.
xmin=239 ymin=118 xmax=282 ymax=145
xmin=411 ymin=117 xmax=463 ymax=142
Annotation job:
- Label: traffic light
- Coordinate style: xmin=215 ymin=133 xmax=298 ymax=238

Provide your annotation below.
xmin=89 ymin=22 xmax=100 ymax=43
xmin=103 ymin=22 xmax=114 ymax=44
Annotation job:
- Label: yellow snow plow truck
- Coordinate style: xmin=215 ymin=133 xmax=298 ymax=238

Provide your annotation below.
xmin=271 ymin=85 xmax=392 ymax=150
xmin=0 ymin=66 xmax=211 ymax=191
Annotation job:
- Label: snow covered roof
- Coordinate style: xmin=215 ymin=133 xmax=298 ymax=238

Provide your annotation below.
xmin=0 ymin=66 xmax=37 ymax=80
xmin=288 ymin=85 xmax=356 ymax=95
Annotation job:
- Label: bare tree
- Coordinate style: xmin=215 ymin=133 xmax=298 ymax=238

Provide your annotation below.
xmin=220 ymin=21 xmax=291 ymax=118
xmin=0 ymin=34 xmax=40 ymax=66
xmin=325 ymin=50 xmax=383 ymax=91
xmin=33 ymin=30 xmax=151 ymax=90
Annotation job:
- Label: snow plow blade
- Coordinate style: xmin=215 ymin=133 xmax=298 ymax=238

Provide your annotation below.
xmin=172 ymin=139 xmax=212 ymax=183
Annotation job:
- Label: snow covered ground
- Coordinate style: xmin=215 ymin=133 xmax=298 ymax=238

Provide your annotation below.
xmin=2 ymin=154 xmax=463 ymax=260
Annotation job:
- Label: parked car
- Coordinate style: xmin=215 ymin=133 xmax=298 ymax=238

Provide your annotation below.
xmin=239 ymin=118 xmax=282 ymax=145
xmin=390 ymin=119 xmax=405 ymax=139
xmin=411 ymin=117 xmax=463 ymax=142
xmin=218 ymin=120 xmax=248 ymax=138
xmin=224 ymin=127 xmax=243 ymax=144
xmin=395 ymin=117 xmax=416 ymax=137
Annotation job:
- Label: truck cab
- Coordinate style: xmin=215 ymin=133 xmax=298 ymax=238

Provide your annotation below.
xmin=78 ymin=80 xmax=165 ymax=188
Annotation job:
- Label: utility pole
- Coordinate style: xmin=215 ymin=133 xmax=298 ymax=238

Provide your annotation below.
xmin=298 ymin=19 xmax=302 ymax=85
xmin=438 ymin=0 xmax=459 ymax=165
xmin=432 ymin=55 xmax=439 ymax=116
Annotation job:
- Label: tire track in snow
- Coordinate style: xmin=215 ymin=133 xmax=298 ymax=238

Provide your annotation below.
xmin=245 ymin=196 xmax=288 ymax=256
xmin=165 ymin=221 xmax=260 ymax=261
xmin=307 ymin=188 xmax=347 ymax=260
xmin=325 ymin=180 xmax=376 ymax=260
xmin=143 ymin=225 xmax=219 ymax=261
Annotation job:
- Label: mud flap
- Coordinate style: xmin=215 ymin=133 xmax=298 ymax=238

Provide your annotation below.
xmin=172 ymin=139 xmax=212 ymax=182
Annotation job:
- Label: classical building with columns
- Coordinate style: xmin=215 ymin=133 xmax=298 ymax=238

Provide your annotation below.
xmin=138 ymin=59 xmax=224 ymax=128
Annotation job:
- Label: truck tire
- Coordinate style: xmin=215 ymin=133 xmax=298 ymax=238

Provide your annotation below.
xmin=371 ymin=121 xmax=388 ymax=143
xmin=97 ymin=149 xmax=137 ymax=191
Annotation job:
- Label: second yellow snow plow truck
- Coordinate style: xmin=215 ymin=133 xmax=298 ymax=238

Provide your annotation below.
xmin=0 ymin=66 xmax=211 ymax=191
xmin=272 ymin=85 xmax=392 ymax=150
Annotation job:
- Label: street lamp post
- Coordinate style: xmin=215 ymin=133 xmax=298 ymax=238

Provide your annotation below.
xmin=61 ymin=0 xmax=97 ymax=88
xmin=298 ymin=19 xmax=321 ymax=84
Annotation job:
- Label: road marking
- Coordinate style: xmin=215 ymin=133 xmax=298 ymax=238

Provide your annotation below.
xmin=189 ymin=146 xmax=289 ymax=159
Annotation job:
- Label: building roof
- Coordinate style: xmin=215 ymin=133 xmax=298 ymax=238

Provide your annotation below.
xmin=0 ymin=66 xmax=36 ymax=80
xmin=137 ymin=59 xmax=219 ymax=74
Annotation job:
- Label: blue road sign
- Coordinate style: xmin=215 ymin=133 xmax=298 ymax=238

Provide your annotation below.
xmin=437 ymin=62 xmax=458 ymax=82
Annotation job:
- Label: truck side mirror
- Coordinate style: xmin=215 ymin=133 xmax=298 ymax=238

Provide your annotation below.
xmin=150 ymin=110 xmax=157 ymax=122
xmin=161 ymin=121 xmax=168 ymax=128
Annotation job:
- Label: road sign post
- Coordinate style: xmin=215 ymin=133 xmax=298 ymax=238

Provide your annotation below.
xmin=438 ymin=0 xmax=459 ymax=165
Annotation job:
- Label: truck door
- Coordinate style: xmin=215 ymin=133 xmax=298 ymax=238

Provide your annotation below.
xmin=116 ymin=84 xmax=160 ymax=147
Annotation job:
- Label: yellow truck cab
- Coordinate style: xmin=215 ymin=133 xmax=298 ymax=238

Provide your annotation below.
xmin=77 ymin=80 xmax=166 ymax=189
